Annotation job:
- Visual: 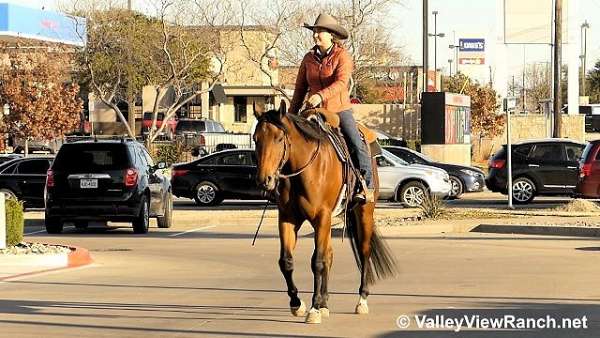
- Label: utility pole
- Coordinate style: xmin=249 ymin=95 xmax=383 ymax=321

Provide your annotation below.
xmin=581 ymin=21 xmax=590 ymax=96
xmin=429 ymin=11 xmax=445 ymax=91
xmin=448 ymin=59 xmax=452 ymax=77
xmin=126 ymin=0 xmax=136 ymax=137
xmin=553 ymin=0 xmax=562 ymax=138
xmin=422 ymin=0 xmax=428 ymax=94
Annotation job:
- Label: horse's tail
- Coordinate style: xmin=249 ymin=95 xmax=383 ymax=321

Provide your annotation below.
xmin=347 ymin=211 xmax=398 ymax=285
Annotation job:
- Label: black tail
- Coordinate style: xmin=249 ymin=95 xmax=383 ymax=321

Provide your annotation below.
xmin=347 ymin=211 xmax=398 ymax=285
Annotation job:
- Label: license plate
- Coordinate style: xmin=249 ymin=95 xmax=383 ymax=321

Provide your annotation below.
xmin=80 ymin=179 xmax=98 ymax=189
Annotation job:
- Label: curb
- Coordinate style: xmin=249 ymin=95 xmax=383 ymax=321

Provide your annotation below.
xmin=471 ymin=224 xmax=600 ymax=237
xmin=0 ymin=244 xmax=93 ymax=281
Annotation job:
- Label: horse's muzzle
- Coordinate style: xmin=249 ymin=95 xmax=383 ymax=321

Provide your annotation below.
xmin=257 ymin=175 xmax=277 ymax=191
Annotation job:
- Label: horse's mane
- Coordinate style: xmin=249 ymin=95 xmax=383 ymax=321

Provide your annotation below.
xmin=262 ymin=109 xmax=328 ymax=142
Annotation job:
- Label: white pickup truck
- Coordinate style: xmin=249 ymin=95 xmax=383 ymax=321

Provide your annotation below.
xmin=174 ymin=119 xmax=253 ymax=155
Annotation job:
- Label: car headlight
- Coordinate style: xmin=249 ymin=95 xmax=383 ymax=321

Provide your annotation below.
xmin=460 ymin=169 xmax=480 ymax=176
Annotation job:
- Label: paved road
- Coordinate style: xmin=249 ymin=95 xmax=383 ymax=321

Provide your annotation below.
xmin=2 ymin=197 xmax=600 ymax=338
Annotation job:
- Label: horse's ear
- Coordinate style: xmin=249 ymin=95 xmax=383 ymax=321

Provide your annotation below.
xmin=278 ymin=100 xmax=287 ymax=118
xmin=253 ymin=101 xmax=265 ymax=119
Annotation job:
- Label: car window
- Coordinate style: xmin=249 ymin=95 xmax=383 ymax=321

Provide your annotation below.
xmin=197 ymin=156 xmax=217 ymax=165
xmin=143 ymin=149 xmax=155 ymax=167
xmin=217 ymin=152 xmax=253 ymax=165
xmin=213 ymin=123 xmax=225 ymax=132
xmin=175 ymin=120 xmax=206 ymax=133
xmin=406 ymin=151 xmax=428 ymax=164
xmin=514 ymin=144 xmax=532 ymax=157
xmin=17 ymin=159 xmax=50 ymax=174
xmin=376 ymin=156 xmax=395 ymax=167
xmin=528 ymin=144 xmax=564 ymax=162
xmin=53 ymin=144 xmax=129 ymax=171
xmin=1 ymin=162 xmax=18 ymax=174
xmin=565 ymin=144 xmax=584 ymax=161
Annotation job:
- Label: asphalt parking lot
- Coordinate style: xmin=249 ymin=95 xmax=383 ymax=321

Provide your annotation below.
xmin=1 ymin=192 xmax=599 ymax=337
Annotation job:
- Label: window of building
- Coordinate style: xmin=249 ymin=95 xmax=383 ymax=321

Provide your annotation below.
xmin=234 ymin=96 xmax=247 ymax=123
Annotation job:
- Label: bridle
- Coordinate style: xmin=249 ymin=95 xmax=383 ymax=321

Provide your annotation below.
xmin=257 ymin=114 xmax=321 ymax=181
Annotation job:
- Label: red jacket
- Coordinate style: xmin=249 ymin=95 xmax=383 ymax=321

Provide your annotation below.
xmin=289 ymin=44 xmax=353 ymax=114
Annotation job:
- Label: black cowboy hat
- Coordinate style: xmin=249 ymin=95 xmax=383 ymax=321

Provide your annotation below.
xmin=303 ymin=13 xmax=349 ymax=40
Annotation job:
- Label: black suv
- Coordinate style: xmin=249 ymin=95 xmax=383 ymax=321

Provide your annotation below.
xmin=486 ymin=139 xmax=585 ymax=204
xmin=44 ymin=138 xmax=173 ymax=234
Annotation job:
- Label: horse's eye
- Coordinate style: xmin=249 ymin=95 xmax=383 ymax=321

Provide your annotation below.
xmin=276 ymin=136 xmax=284 ymax=143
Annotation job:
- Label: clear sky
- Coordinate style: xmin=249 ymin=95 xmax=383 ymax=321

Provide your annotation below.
xmin=9 ymin=0 xmax=600 ymax=84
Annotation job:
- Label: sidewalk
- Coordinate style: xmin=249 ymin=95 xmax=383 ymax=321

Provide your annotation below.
xmin=0 ymin=245 xmax=92 ymax=281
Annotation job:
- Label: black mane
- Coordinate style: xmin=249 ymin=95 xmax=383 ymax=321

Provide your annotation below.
xmin=261 ymin=109 xmax=327 ymax=142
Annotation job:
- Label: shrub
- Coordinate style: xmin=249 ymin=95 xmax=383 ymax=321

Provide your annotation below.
xmin=151 ymin=142 xmax=189 ymax=166
xmin=5 ymin=198 xmax=24 ymax=246
xmin=419 ymin=194 xmax=446 ymax=219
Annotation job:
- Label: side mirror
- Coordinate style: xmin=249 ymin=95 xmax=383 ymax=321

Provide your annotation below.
xmin=156 ymin=162 xmax=168 ymax=170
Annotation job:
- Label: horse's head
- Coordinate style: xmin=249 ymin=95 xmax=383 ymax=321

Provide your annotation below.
xmin=253 ymin=100 xmax=288 ymax=191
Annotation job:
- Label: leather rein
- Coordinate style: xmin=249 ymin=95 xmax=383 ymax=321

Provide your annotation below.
xmin=257 ymin=115 xmax=321 ymax=180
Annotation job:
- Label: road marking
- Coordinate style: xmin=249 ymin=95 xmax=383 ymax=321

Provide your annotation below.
xmin=168 ymin=225 xmax=216 ymax=237
xmin=24 ymin=229 xmax=47 ymax=235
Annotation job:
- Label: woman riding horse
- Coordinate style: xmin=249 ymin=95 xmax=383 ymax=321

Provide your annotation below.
xmin=289 ymin=13 xmax=374 ymax=203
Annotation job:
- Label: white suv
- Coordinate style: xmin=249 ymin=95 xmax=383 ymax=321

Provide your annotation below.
xmin=377 ymin=149 xmax=451 ymax=207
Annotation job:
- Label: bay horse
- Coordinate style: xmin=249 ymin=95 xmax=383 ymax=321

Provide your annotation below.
xmin=253 ymin=101 xmax=397 ymax=324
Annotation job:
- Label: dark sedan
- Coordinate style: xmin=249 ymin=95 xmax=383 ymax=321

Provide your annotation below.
xmin=171 ymin=149 xmax=265 ymax=206
xmin=0 ymin=156 xmax=53 ymax=207
xmin=383 ymin=146 xmax=485 ymax=199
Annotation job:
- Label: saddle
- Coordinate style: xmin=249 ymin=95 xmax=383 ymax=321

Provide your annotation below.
xmin=300 ymin=108 xmax=381 ymax=218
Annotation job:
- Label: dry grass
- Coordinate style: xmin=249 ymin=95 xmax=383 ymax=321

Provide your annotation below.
xmin=553 ymin=199 xmax=600 ymax=213
xmin=419 ymin=195 xmax=447 ymax=219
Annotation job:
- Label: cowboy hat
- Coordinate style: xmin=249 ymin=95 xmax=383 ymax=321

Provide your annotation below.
xmin=303 ymin=13 xmax=349 ymax=40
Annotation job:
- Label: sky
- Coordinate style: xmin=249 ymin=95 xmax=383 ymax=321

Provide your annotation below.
xmin=9 ymin=0 xmax=600 ymax=87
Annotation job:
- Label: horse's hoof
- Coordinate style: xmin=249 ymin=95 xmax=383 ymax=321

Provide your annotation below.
xmin=305 ymin=308 xmax=322 ymax=324
xmin=355 ymin=303 xmax=369 ymax=314
xmin=291 ymin=300 xmax=306 ymax=317
xmin=319 ymin=307 xmax=330 ymax=318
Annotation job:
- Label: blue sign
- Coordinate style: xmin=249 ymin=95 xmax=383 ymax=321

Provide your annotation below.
xmin=0 ymin=3 xmax=86 ymax=46
xmin=459 ymin=38 xmax=485 ymax=52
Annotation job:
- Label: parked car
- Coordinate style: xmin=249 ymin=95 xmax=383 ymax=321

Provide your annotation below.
xmin=383 ymin=146 xmax=485 ymax=199
xmin=171 ymin=149 xmax=265 ymax=206
xmin=374 ymin=130 xmax=407 ymax=147
xmin=486 ymin=139 xmax=585 ymax=204
xmin=576 ymin=139 xmax=600 ymax=198
xmin=377 ymin=149 xmax=451 ymax=207
xmin=175 ymin=119 xmax=253 ymax=154
xmin=0 ymin=156 xmax=54 ymax=207
xmin=142 ymin=112 xmax=177 ymax=137
xmin=12 ymin=138 xmax=62 ymax=154
xmin=0 ymin=153 xmax=22 ymax=165
xmin=44 ymin=138 xmax=172 ymax=234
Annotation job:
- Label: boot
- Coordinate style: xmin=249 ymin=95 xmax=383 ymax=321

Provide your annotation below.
xmin=353 ymin=176 xmax=374 ymax=204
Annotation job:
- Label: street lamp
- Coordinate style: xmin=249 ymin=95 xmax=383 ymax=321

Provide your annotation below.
xmin=581 ymin=21 xmax=590 ymax=96
xmin=448 ymin=59 xmax=453 ymax=76
xmin=428 ymin=10 xmax=445 ymax=91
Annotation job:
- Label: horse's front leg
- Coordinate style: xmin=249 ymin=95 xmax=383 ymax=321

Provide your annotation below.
xmin=278 ymin=218 xmax=304 ymax=317
xmin=305 ymin=212 xmax=332 ymax=324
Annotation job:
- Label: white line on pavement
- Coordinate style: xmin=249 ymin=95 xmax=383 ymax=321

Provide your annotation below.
xmin=24 ymin=229 xmax=47 ymax=235
xmin=168 ymin=225 xmax=216 ymax=237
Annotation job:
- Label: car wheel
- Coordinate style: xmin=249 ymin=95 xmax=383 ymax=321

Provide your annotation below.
xmin=157 ymin=192 xmax=173 ymax=228
xmin=194 ymin=182 xmax=222 ymax=206
xmin=398 ymin=181 xmax=427 ymax=207
xmin=512 ymin=177 xmax=536 ymax=204
xmin=45 ymin=215 xmax=63 ymax=234
xmin=0 ymin=189 xmax=17 ymax=201
xmin=448 ymin=176 xmax=464 ymax=199
xmin=132 ymin=195 xmax=150 ymax=234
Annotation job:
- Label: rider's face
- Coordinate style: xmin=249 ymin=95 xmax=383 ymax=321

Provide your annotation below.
xmin=313 ymin=28 xmax=333 ymax=49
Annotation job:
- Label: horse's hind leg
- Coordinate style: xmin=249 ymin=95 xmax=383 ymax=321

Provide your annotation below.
xmin=278 ymin=218 xmax=304 ymax=317
xmin=354 ymin=205 xmax=375 ymax=315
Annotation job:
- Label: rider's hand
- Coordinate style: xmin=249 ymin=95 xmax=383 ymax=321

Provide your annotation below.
xmin=306 ymin=94 xmax=322 ymax=108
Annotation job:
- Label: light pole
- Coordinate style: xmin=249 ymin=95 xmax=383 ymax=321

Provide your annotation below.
xmin=448 ymin=59 xmax=453 ymax=76
xmin=581 ymin=21 xmax=590 ymax=96
xmin=429 ymin=11 xmax=445 ymax=91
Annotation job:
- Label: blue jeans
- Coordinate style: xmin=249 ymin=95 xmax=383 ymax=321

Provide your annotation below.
xmin=338 ymin=109 xmax=373 ymax=189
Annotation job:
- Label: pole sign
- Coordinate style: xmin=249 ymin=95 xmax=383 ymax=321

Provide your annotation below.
xmin=458 ymin=38 xmax=485 ymax=65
